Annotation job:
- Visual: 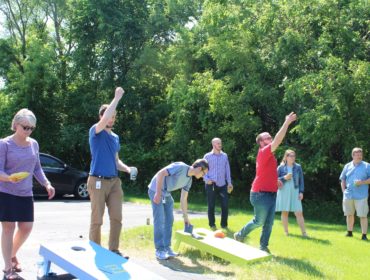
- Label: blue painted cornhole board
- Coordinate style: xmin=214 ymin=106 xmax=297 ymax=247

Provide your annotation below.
xmin=39 ymin=241 xmax=165 ymax=280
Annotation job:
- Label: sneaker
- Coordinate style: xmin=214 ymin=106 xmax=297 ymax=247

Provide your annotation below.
xmin=233 ymin=232 xmax=244 ymax=242
xmin=345 ymin=232 xmax=353 ymax=237
xmin=155 ymin=250 xmax=169 ymax=260
xmin=111 ymin=250 xmax=129 ymax=259
xmin=361 ymin=235 xmax=368 ymax=241
xmin=260 ymin=247 xmax=271 ymax=254
xmin=210 ymin=226 xmax=217 ymax=231
xmin=166 ymin=248 xmax=179 ymax=257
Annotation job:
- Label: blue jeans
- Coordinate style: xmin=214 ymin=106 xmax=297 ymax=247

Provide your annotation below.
xmin=206 ymin=184 xmax=229 ymax=228
xmin=239 ymin=192 xmax=276 ymax=249
xmin=148 ymin=189 xmax=174 ymax=251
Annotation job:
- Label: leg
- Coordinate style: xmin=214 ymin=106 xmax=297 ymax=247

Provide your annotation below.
xmin=206 ymin=184 xmax=216 ymax=228
xmin=238 ymin=192 xmax=268 ymax=238
xmin=294 ymin=211 xmax=307 ymax=236
xmin=148 ymin=190 xmax=165 ymax=251
xmin=12 ymin=222 xmax=33 ymax=257
xmin=219 ymin=186 xmax=229 ymax=228
xmin=354 ymin=197 xmax=368 ymax=235
xmin=260 ymin=193 xmax=276 ymax=249
xmin=281 ymin=212 xmax=289 ymax=235
xmin=360 ymin=217 xmax=368 ymax=234
xmin=346 ymin=215 xmax=355 ymax=231
xmin=87 ymin=176 xmax=106 ymax=245
xmin=11 ymin=222 xmax=33 ymax=271
xmin=163 ymin=195 xmax=174 ymax=250
xmin=107 ymin=178 xmax=123 ymax=251
xmin=1 ymin=222 xmax=15 ymax=271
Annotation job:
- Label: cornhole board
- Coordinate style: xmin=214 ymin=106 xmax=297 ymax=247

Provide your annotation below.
xmin=174 ymin=228 xmax=271 ymax=265
xmin=38 ymin=241 xmax=165 ymax=280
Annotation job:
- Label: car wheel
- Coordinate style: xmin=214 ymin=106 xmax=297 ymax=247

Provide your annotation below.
xmin=74 ymin=180 xmax=89 ymax=199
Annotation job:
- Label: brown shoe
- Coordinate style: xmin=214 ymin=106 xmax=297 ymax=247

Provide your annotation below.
xmin=111 ymin=250 xmax=129 ymax=260
xmin=11 ymin=256 xmax=22 ymax=272
xmin=3 ymin=268 xmax=21 ymax=279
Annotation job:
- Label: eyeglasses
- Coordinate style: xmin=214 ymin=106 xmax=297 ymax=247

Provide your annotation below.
xmin=20 ymin=125 xmax=35 ymax=131
xmin=287 ymin=155 xmax=296 ymax=158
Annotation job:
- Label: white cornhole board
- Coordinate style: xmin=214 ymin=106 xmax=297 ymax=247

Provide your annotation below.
xmin=174 ymin=228 xmax=271 ymax=265
xmin=39 ymin=241 xmax=165 ymax=280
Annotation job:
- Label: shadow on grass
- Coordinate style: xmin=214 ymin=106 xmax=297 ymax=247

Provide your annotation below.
xmin=288 ymin=233 xmax=331 ymax=245
xmin=274 ymin=256 xmax=325 ymax=278
xmin=157 ymin=249 xmax=235 ymax=278
xmin=306 ymin=223 xmax=345 ymax=232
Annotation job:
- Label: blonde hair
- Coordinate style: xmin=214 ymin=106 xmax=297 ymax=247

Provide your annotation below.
xmin=281 ymin=149 xmax=295 ymax=165
xmin=352 ymin=147 xmax=362 ymax=156
xmin=11 ymin=108 xmax=37 ymax=131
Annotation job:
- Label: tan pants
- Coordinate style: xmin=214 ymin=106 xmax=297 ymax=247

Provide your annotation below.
xmin=87 ymin=176 xmax=123 ymax=251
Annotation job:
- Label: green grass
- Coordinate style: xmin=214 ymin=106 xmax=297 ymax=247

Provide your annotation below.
xmin=117 ymin=212 xmax=370 ymax=280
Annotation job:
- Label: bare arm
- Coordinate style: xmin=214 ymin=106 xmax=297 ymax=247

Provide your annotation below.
xmin=271 ymin=112 xmax=297 ymax=152
xmin=95 ymin=87 xmax=124 ymax=134
xmin=116 ymin=153 xmax=131 ymax=173
xmin=180 ymin=189 xmax=190 ymax=224
xmin=355 ymin=178 xmax=370 ymax=185
xmin=341 ymin=180 xmax=346 ymax=192
xmin=153 ymin=168 xmax=169 ymax=204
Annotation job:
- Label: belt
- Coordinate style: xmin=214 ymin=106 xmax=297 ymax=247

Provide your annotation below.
xmin=90 ymin=174 xmax=117 ymax=180
xmin=258 ymin=191 xmax=276 ymax=194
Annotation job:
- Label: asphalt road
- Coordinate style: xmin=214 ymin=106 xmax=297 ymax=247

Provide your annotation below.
xmin=0 ymin=197 xmax=215 ymax=280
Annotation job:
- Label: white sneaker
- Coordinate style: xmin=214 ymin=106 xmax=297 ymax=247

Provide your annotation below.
xmin=155 ymin=250 xmax=169 ymax=260
xmin=166 ymin=248 xmax=179 ymax=257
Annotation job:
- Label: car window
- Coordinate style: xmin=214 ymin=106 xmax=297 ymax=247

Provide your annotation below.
xmin=40 ymin=155 xmax=64 ymax=169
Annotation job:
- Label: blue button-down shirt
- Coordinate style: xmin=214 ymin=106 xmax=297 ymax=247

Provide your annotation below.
xmin=203 ymin=151 xmax=232 ymax=187
xmin=340 ymin=161 xmax=370 ymax=200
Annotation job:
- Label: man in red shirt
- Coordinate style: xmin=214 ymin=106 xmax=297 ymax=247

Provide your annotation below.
xmin=234 ymin=112 xmax=297 ymax=253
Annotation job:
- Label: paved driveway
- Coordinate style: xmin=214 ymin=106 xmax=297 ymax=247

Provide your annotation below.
xmin=1 ymin=198 xmax=215 ymax=280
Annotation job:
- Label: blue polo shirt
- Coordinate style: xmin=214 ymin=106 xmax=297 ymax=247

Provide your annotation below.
xmin=340 ymin=161 xmax=370 ymax=200
xmin=89 ymin=124 xmax=120 ymax=177
xmin=148 ymin=162 xmax=192 ymax=195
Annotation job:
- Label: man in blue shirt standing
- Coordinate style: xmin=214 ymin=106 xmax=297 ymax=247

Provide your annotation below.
xmin=340 ymin=147 xmax=370 ymax=241
xmin=203 ymin=138 xmax=233 ymax=230
xmin=88 ymin=87 xmax=138 ymax=257
xmin=148 ymin=159 xmax=209 ymax=260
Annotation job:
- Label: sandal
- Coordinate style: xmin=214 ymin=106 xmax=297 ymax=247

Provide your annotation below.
xmin=3 ymin=268 xmax=21 ymax=280
xmin=11 ymin=257 xmax=22 ymax=272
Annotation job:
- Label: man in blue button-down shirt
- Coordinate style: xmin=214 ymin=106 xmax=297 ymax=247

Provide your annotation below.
xmin=340 ymin=147 xmax=370 ymax=241
xmin=203 ymin=138 xmax=233 ymax=230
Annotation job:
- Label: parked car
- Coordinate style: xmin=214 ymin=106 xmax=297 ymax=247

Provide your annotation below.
xmin=33 ymin=153 xmax=89 ymax=199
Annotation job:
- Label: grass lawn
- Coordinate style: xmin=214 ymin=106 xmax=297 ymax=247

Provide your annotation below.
xmin=118 ymin=212 xmax=369 ymax=280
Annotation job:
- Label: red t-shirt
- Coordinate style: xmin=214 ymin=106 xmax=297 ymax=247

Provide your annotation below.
xmin=251 ymin=144 xmax=278 ymax=192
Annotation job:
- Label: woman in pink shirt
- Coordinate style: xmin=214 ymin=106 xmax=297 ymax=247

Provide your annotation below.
xmin=0 ymin=109 xmax=55 ymax=279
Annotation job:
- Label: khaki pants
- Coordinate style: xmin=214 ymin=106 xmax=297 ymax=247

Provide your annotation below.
xmin=87 ymin=176 xmax=123 ymax=251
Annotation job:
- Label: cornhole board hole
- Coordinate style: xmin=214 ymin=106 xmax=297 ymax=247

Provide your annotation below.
xmin=38 ymin=241 xmax=165 ymax=280
xmin=174 ymin=228 xmax=271 ymax=265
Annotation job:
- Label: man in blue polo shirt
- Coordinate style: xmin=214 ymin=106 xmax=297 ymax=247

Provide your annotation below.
xmin=88 ymin=87 xmax=138 ymax=257
xmin=340 ymin=147 xmax=370 ymax=241
xmin=148 ymin=159 xmax=209 ymax=260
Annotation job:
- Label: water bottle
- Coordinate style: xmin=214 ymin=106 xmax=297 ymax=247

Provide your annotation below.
xmin=36 ymin=260 xmax=45 ymax=279
xmin=130 ymin=167 xmax=138 ymax=181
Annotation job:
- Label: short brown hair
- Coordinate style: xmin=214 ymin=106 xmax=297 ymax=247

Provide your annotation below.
xmin=256 ymin=132 xmax=269 ymax=144
xmin=192 ymin=159 xmax=209 ymax=170
xmin=99 ymin=104 xmax=109 ymax=116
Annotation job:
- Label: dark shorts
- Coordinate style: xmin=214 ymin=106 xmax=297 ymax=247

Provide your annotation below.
xmin=0 ymin=192 xmax=34 ymax=222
